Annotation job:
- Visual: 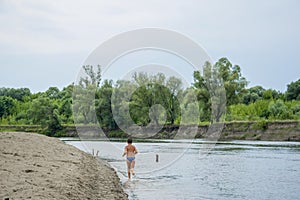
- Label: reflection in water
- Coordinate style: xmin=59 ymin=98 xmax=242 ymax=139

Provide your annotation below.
xmin=66 ymin=139 xmax=300 ymax=200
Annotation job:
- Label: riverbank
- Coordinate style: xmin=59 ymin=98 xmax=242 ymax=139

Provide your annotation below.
xmin=1 ymin=120 xmax=300 ymax=141
xmin=0 ymin=132 xmax=128 ymax=200
xmin=69 ymin=120 xmax=300 ymax=142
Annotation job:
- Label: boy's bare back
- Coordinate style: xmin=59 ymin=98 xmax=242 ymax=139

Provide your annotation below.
xmin=124 ymin=144 xmax=137 ymax=157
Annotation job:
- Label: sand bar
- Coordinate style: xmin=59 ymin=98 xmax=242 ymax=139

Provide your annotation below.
xmin=0 ymin=132 xmax=128 ymax=200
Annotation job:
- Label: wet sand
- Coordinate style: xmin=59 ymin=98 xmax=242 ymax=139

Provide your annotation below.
xmin=0 ymin=132 xmax=128 ymax=200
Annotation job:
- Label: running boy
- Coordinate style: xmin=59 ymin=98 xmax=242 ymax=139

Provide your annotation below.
xmin=122 ymin=138 xmax=138 ymax=179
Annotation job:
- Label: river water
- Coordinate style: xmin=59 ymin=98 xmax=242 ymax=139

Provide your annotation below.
xmin=65 ymin=139 xmax=300 ymax=200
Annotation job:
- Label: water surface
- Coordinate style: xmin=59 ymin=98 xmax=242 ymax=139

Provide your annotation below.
xmin=65 ymin=139 xmax=300 ymax=200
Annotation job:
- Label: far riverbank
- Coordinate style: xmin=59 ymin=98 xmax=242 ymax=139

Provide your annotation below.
xmin=1 ymin=120 xmax=300 ymax=141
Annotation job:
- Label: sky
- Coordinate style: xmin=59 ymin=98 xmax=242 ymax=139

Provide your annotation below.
xmin=0 ymin=0 xmax=299 ymax=93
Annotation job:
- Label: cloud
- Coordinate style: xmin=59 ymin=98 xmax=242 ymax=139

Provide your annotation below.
xmin=0 ymin=0 xmax=185 ymax=54
xmin=1 ymin=0 xmax=299 ymax=55
xmin=0 ymin=0 xmax=299 ymax=92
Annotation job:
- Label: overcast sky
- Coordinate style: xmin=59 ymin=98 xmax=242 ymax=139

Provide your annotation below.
xmin=0 ymin=0 xmax=299 ymax=93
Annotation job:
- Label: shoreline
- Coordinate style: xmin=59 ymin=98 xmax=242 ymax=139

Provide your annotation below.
xmin=1 ymin=120 xmax=299 ymax=141
xmin=0 ymin=132 xmax=128 ymax=200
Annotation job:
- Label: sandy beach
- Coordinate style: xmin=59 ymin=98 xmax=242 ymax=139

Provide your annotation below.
xmin=0 ymin=132 xmax=128 ymax=200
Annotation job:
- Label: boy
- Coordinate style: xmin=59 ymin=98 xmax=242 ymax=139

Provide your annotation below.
xmin=122 ymin=138 xmax=138 ymax=179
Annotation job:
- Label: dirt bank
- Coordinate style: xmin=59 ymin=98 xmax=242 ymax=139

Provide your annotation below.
xmin=0 ymin=132 xmax=127 ymax=200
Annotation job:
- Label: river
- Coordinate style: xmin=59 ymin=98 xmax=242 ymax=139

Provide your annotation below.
xmin=65 ymin=139 xmax=300 ymax=200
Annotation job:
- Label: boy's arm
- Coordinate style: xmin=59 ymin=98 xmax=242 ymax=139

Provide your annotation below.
xmin=122 ymin=146 xmax=127 ymax=157
xmin=134 ymin=146 xmax=138 ymax=154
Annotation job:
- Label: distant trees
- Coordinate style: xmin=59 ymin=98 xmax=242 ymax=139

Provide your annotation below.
xmin=0 ymin=85 xmax=74 ymax=135
xmin=0 ymin=58 xmax=299 ymax=137
xmin=0 ymin=87 xmax=31 ymax=101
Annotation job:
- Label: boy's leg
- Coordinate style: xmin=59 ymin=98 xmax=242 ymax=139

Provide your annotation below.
xmin=130 ymin=160 xmax=135 ymax=175
xmin=126 ymin=160 xmax=131 ymax=179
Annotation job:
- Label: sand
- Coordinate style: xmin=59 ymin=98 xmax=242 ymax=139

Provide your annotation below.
xmin=0 ymin=132 xmax=128 ymax=200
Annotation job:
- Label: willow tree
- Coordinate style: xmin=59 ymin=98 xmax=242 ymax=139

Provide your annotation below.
xmin=193 ymin=58 xmax=247 ymax=122
xmin=73 ymin=65 xmax=101 ymax=124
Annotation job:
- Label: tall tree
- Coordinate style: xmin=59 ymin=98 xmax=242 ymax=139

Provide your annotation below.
xmin=73 ymin=65 xmax=101 ymax=124
xmin=129 ymin=72 xmax=182 ymax=125
xmin=193 ymin=61 xmax=227 ymax=122
xmin=215 ymin=57 xmax=248 ymax=105
xmin=166 ymin=76 xmax=182 ymax=124
xmin=95 ymin=80 xmax=116 ymax=129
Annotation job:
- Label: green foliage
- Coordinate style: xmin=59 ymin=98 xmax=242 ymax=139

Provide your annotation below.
xmin=0 ymin=96 xmax=15 ymax=119
xmin=215 ymin=58 xmax=248 ymax=105
xmin=27 ymin=96 xmax=63 ymax=136
xmin=268 ymin=100 xmax=292 ymax=120
xmin=95 ymin=80 xmax=116 ymax=129
xmin=193 ymin=58 xmax=242 ymax=122
xmin=73 ymin=65 xmax=101 ymax=124
xmin=286 ymin=78 xmax=300 ymax=100
xmin=0 ymin=61 xmax=299 ymax=137
xmin=0 ymin=87 xmax=31 ymax=101
xmin=262 ymin=89 xmax=283 ymax=100
xmin=80 ymin=65 xmax=101 ymax=88
xmin=242 ymin=86 xmax=265 ymax=104
xmin=128 ymin=72 xmax=182 ymax=126
xmin=227 ymin=99 xmax=300 ymax=121
xmin=46 ymin=87 xmax=60 ymax=99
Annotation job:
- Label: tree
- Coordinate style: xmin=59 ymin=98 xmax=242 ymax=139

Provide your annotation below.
xmin=129 ymin=72 xmax=181 ymax=125
xmin=59 ymin=98 xmax=73 ymax=124
xmin=193 ymin=60 xmax=227 ymax=122
xmin=180 ymin=87 xmax=199 ymax=124
xmin=112 ymin=80 xmax=136 ymax=128
xmin=129 ymin=73 xmax=167 ymax=126
xmin=215 ymin=57 xmax=248 ymax=105
xmin=286 ymin=79 xmax=300 ymax=100
xmin=166 ymin=76 xmax=182 ymax=124
xmin=193 ymin=70 xmax=211 ymax=121
xmin=95 ymin=80 xmax=117 ymax=129
xmin=262 ymin=89 xmax=282 ymax=100
xmin=0 ymin=96 xmax=15 ymax=119
xmin=243 ymin=86 xmax=265 ymax=104
xmin=0 ymin=87 xmax=31 ymax=101
xmin=80 ymin=65 xmax=101 ymax=88
xmin=27 ymin=96 xmax=62 ymax=136
xmin=45 ymin=87 xmax=60 ymax=99
xmin=73 ymin=65 xmax=101 ymax=124
xmin=58 ymin=84 xmax=74 ymax=124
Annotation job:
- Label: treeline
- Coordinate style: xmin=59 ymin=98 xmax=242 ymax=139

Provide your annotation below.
xmin=0 ymin=57 xmax=300 ymax=136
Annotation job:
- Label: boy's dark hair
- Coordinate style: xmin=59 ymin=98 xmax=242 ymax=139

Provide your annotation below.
xmin=127 ymin=138 xmax=132 ymax=144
